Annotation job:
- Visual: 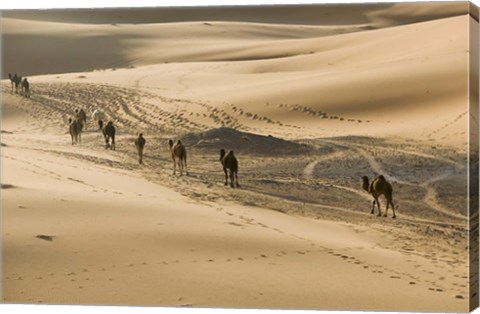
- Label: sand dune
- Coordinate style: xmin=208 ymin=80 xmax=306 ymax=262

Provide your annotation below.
xmin=3 ymin=14 xmax=470 ymax=145
xmin=0 ymin=3 xmax=476 ymax=312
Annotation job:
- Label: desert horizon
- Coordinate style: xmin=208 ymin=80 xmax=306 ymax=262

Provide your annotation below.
xmin=1 ymin=1 xmax=478 ymax=312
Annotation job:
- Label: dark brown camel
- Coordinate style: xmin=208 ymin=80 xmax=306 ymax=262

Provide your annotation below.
xmin=362 ymin=175 xmax=396 ymax=218
xmin=169 ymin=139 xmax=188 ymax=176
xmin=13 ymin=74 xmax=22 ymax=94
xmin=220 ymin=149 xmax=239 ymax=188
xmin=22 ymin=78 xmax=30 ymax=98
xmin=68 ymin=117 xmax=84 ymax=145
xmin=135 ymin=133 xmax=146 ymax=164
xmin=102 ymin=121 xmax=116 ymax=150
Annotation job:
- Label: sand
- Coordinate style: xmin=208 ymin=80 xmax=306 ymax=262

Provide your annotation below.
xmin=0 ymin=2 xmax=476 ymax=312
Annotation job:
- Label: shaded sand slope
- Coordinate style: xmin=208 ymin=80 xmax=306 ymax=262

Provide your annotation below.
xmin=2 ymin=2 xmax=467 ymax=26
xmin=0 ymin=94 xmax=469 ymax=311
xmin=1 ymin=2 xmax=469 ymax=77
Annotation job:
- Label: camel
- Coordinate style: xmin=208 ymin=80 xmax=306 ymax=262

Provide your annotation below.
xmin=102 ymin=121 xmax=116 ymax=150
xmin=220 ymin=149 xmax=239 ymax=188
xmin=362 ymin=175 xmax=396 ymax=218
xmin=21 ymin=78 xmax=30 ymax=98
xmin=13 ymin=74 xmax=21 ymax=94
xmin=135 ymin=133 xmax=146 ymax=164
xmin=169 ymin=139 xmax=188 ymax=176
xmin=68 ymin=117 xmax=84 ymax=145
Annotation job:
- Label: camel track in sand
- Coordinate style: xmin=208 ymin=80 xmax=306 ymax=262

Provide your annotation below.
xmin=311 ymin=138 xmax=466 ymax=221
xmin=2 ymin=81 xmax=468 ymax=230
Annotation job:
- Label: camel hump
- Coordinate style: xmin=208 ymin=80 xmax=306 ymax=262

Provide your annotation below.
xmin=169 ymin=139 xmax=174 ymax=148
xmin=377 ymin=175 xmax=386 ymax=181
xmin=177 ymin=140 xmax=182 ymax=145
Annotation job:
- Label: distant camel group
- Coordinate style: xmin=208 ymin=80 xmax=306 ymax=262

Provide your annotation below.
xmin=67 ymin=108 xmax=115 ymax=151
xmin=8 ymin=73 xmax=30 ymax=98
xmin=65 ymin=117 xmax=241 ymax=188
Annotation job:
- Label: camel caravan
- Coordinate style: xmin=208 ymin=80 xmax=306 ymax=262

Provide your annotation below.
xmin=62 ymin=107 xmax=396 ymax=218
xmin=8 ymin=73 xmax=30 ymax=98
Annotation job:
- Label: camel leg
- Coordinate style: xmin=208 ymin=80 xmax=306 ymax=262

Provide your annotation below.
xmin=179 ymin=160 xmax=183 ymax=176
xmin=137 ymin=147 xmax=143 ymax=164
xmin=229 ymin=170 xmax=234 ymax=188
xmin=184 ymin=158 xmax=188 ymax=176
xmin=235 ymin=172 xmax=240 ymax=188
xmin=375 ymin=197 xmax=382 ymax=217
xmin=390 ymin=200 xmax=396 ymax=219
xmin=111 ymin=136 xmax=115 ymax=151
xmin=370 ymin=200 xmax=375 ymax=214
xmin=223 ymin=168 xmax=228 ymax=186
